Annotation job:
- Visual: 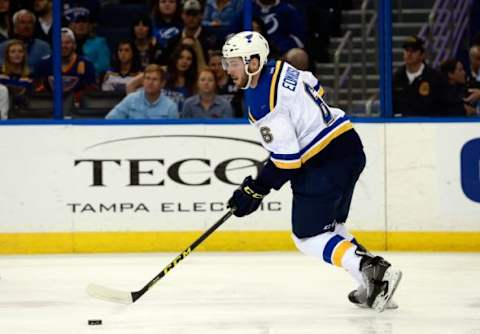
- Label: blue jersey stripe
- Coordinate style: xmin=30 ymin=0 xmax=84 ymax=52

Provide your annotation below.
xmin=323 ymin=235 xmax=344 ymax=264
xmin=300 ymin=116 xmax=349 ymax=155
xmin=270 ymin=151 xmax=301 ymax=160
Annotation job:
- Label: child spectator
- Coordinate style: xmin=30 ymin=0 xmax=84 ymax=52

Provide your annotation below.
xmin=202 ymin=0 xmax=243 ymax=28
xmin=0 ymin=0 xmax=12 ymax=43
xmin=163 ymin=44 xmax=198 ymax=111
xmin=106 ymin=64 xmax=178 ymax=119
xmin=69 ymin=11 xmax=110 ymax=77
xmin=182 ymin=68 xmax=233 ymax=118
xmin=102 ymin=40 xmax=143 ymax=93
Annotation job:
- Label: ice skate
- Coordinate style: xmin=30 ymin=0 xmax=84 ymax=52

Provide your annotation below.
xmin=360 ymin=256 xmax=402 ymax=312
xmin=348 ymin=286 xmax=399 ymax=309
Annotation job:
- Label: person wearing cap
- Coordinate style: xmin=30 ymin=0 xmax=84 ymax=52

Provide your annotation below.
xmin=163 ymin=0 xmax=222 ymax=62
xmin=392 ymin=35 xmax=453 ymax=117
xmin=0 ymin=9 xmax=51 ymax=69
xmin=33 ymin=27 xmax=96 ymax=102
xmin=69 ymin=11 xmax=110 ymax=77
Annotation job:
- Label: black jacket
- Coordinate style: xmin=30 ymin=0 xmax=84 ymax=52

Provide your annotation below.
xmin=392 ymin=64 xmax=453 ymax=117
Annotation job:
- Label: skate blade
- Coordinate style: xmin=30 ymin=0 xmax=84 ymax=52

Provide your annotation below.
xmin=372 ymin=268 xmax=402 ymax=312
xmin=354 ymin=298 xmax=399 ymax=310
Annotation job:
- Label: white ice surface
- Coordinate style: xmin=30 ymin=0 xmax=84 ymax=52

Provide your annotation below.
xmin=0 ymin=252 xmax=479 ymax=334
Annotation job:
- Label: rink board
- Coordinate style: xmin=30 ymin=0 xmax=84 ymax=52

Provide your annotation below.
xmin=0 ymin=122 xmax=479 ymax=253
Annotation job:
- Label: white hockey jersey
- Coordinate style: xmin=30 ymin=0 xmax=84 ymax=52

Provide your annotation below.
xmin=246 ymin=60 xmax=354 ymax=169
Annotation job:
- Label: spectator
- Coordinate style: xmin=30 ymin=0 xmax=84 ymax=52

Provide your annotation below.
xmin=232 ymin=0 xmax=306 ymax=57
xmin=33 ymin=0 xmax=52 ymax=45
xmin=180 ymin=35 xmax=206 ymax=69
xmin=102 ymin=40 xmax=143 ymax=93
xmin=163 ymin=44 xmax=198 ymax=111
xmin=131 ymin=15 xmax=158 ymax=68
xmin=283 ymin=47 xmax=310 ymax=71
xmin=0 ymin=83 xmax=8 ymax=119
xmin=34 ymin=27 xmax=96 ymax=102
xmin=69 ymin=11 xmax=110 ymax=77
xmin=392 ymin=36 xmax=451 ymax=117
xmin=439 ymin=58 xmax=478 ymax=116
xmin=0 ymin=0 xmax=12 ymax=43
xmin=182 ymin=68 xmax=233 ymax=118
xmin=106 ymin=64 xmax=178 ymax=119
xmin=251 ymin=15 xmax=280 ymax=60
xmin=208 ymin=50 xmax=243 ymax=116
xmin=0 ymin=39 xmax=33 ymax=92
xmin=165 ymin=0 xmax=223 ymax=61
xmin=202 ymin=0 xmax=243 ymax=27
xmin=0 ymin=9 xmax=51 ymax=68
xmin=467 ymin=45 xmax=480 ymax=89
xmin=151 ymin=0 xmax=182 ymax=50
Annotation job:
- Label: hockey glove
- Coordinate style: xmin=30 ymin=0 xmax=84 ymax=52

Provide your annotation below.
xmin=228 ymin=176 xmax=270 ymax=217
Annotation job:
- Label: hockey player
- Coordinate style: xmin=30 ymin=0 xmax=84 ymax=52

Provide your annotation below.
xmin=222 ymin=31 xmax=402 ymax=312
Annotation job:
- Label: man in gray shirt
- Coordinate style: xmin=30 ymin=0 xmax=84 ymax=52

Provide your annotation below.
xmin=106 ymin=64 xmax=178 ymax=119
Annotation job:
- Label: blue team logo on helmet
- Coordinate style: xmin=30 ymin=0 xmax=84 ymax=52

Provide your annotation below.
xmin=245 ymin=34 xmax=253 ymax=43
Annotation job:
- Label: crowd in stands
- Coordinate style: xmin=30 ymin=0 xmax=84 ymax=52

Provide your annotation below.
xmin=0 ymin=0 xmax=477 ymax=119
xmin=0 ymin=0 xmax=343 ymax=120
xmin=393 ymin=35 xmax=480 ymax=117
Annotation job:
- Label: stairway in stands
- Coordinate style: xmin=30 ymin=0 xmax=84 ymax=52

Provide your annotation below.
xmin=316 ymin=0 xmax=435 ymax=115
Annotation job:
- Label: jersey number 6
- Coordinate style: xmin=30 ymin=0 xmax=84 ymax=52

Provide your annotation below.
xmin=303 ymin=82 xmax=333 ymax=126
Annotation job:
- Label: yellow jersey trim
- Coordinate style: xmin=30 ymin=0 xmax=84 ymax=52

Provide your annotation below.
xmin=269 ymin=61 xmax=283 ymax=112
xmin=271 ymin=159 xmax=302 ymax=169
xmin=301 ymin=122 xmax=354 ymax=163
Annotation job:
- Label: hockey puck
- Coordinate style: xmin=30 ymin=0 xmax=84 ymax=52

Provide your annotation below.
xmin=88 ymin=319 xmax=102 ymax=325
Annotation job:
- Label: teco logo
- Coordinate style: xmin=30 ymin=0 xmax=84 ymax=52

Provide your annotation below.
xmin=75 ymin=135 xmax=268 ymax=187
xmin=461 ymin=138 xmax=480 ymax=203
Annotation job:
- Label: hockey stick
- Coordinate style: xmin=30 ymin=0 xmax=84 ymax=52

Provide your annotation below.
xmin=86 ymin=209 xmax=234 ymax=304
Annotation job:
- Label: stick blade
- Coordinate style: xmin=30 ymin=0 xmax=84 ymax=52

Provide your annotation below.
xmin=86 ymin=283 xmax=133 ymax=304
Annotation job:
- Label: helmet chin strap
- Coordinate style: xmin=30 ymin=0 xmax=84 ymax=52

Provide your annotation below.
xmin=241 ymin=63 xmax=263 ymax=90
